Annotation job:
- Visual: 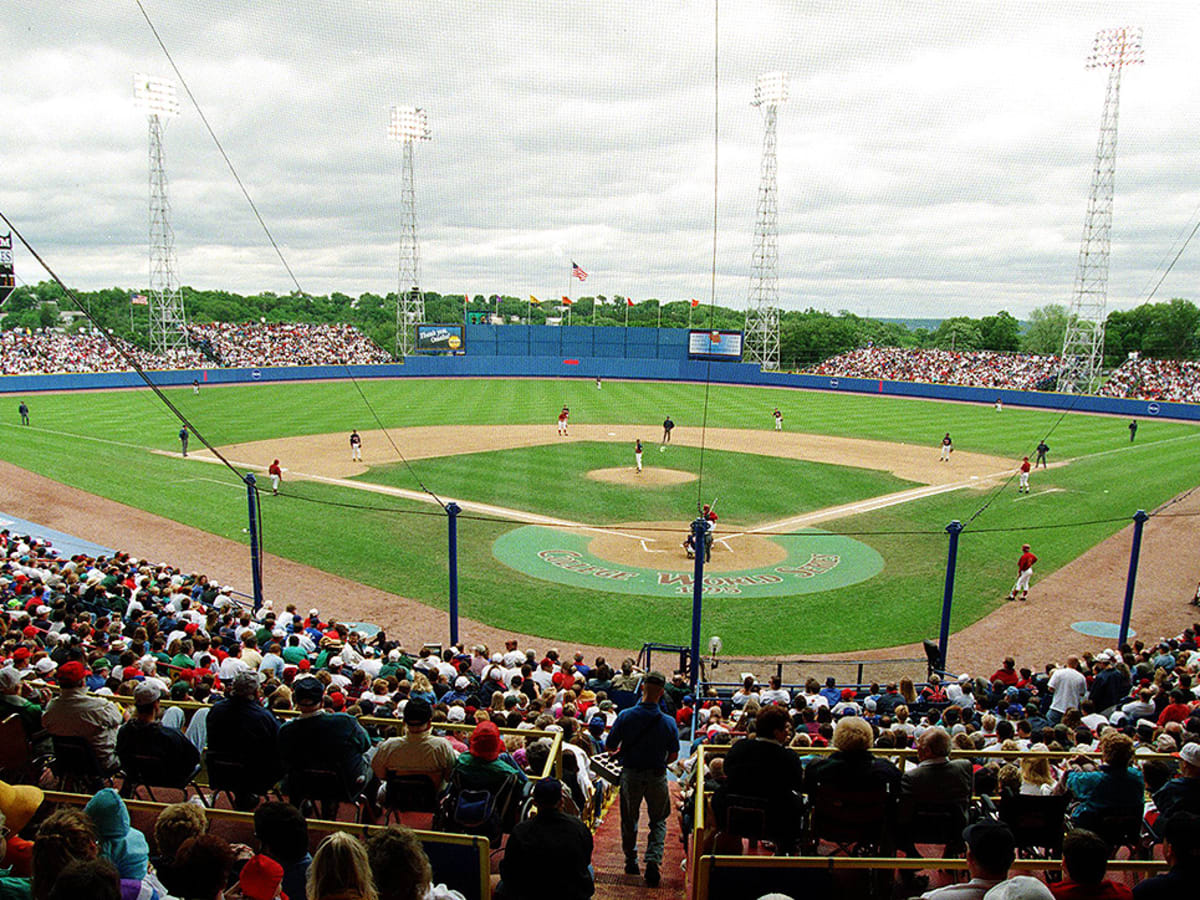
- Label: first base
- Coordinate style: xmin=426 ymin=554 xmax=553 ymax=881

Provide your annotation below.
xmin=659 ymin=446 xmax=666 ymax=452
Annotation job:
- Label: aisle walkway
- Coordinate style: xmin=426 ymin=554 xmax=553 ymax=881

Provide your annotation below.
xmin=592 ymin=782 xmax=688 ymax=900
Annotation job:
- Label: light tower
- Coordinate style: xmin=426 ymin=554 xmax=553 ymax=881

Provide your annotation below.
xmin=744 ymin=71 xmax=788 ymax=371
xmin=388 ymin=105 xmax=431 ymax=357
xmin=134 ymin=73 xmax=189 ymax=356
xmin=1059 ymin=28 xmax=1143 ymax=394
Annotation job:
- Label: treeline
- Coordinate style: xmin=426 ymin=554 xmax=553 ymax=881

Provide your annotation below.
xmin=3 ymin=282 xmax=1196 ymax=369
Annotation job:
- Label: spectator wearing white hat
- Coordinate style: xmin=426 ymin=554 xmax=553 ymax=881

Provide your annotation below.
xmin=1154 ymin=743 xmax=1200 ymax=821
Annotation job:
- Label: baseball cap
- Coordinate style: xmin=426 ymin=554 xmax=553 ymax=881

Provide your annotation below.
xmin=982 ymin=876 xmax=1054 ymax=900
xmin=57 ymin=661 xmax=89 ymax=685
xmin=292 ymin=676 xmax=324 ymax=705
xmin=455 ymin=675 xmax=470 ymax=690
xmin=532 ymin=778 xmax=563 ymax=807
xmin=963 ymin=821 xmax=1015 ymax=861
xmin=0 ymin=669 xmax=21 ymax=692
xmin=1180 ymin=743 xmax=1200 ymax=767
xmin=134 ymin=681 xmax=162 ymax=705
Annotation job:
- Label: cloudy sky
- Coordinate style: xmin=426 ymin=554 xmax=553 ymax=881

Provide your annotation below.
xmin=2 ymin=1 xmax=1197 ymax=319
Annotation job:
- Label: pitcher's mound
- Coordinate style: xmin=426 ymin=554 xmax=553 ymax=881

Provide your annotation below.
xmin=587 ymin=467 xmax=697 ymax=486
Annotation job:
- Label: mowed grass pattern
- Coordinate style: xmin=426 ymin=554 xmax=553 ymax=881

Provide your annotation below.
xmin=0 ymin=376 xmax=1198 ymax=653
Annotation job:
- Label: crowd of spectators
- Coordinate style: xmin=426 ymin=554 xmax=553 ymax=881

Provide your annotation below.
xmin=186 ymin=323 xmax=393 ymax=368
xmin=3 ymin=523 xmax=1199 ymax=897
xmin=0 ymin=322 xmax=390 ymax=376
xmin=807 ymin=347 xmax=1062 ymax=391
xmin=1099 ymin=357 xmax=1200 ymax=405
xmin=0 ymin=330 xmax=204 ymax=376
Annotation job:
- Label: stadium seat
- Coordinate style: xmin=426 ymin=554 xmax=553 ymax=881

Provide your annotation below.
xmin=997 ymin=793 xmax=1069 ymax=859
xmin=805 ymin=784 xmax=890 ymax=856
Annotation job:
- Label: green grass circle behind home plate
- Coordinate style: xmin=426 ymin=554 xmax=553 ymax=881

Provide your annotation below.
xmin=493 ymin=525 xmax=884 ymax=597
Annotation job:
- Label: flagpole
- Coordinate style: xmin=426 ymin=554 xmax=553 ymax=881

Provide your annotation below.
xmin=624 ymin=297 xmax=628 ymax=328
xmin=592 ymin=294 xmax=597 ymax=328
xmin=657 ymin=300 xmax=661 ymax=330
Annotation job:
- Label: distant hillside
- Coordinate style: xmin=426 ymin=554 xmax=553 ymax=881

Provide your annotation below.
xmin=875 ymin=317 xmax=943 ymax=331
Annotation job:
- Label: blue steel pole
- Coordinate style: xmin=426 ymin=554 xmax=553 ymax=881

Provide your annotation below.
xmin=688 ymin=516 xmax=708 ymax=742
xmin=688 ymin=517 xmax=708 ymax=689
xmin=937 ymin=520 xmax=963 ymax=671
xmin=244 ymin=473 xmax=264 ymax=612
xmin=1118 ymin=509 xmax=1149 ymax=648
xmin=447 ymin=502 xmax=461 ymax=646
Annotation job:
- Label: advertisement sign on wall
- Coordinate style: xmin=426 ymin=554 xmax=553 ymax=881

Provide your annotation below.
xmin=416 ymin=324 xmax=465 ymax=354
xmin=687 ymin=329 xmax=743 ymax=361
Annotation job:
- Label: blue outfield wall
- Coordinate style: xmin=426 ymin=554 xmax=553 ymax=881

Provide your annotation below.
xmin=2 ymin=322 xmax=1197 ymax=422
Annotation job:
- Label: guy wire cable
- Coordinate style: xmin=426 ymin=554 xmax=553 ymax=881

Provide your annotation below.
xmin=135 ymin=0 xmax=447 ymax=511
xmin=694 ymin=0 xmax=720 ymax=513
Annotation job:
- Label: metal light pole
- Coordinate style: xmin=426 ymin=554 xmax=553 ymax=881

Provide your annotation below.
xmin=389 ymin=106 xmax=431 ymax=357
xmin=134 ymin=74 xmax=189 ymax=356
xmin=1059 ymin=28 xmax=1143 ymax=394
xmin=744 ymin=71 xmax=787 ymax=372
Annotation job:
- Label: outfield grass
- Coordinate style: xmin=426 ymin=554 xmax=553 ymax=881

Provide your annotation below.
xmin=1 ymin=377 xmax=1198 ymax=654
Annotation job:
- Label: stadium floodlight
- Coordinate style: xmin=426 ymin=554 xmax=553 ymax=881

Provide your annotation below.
xmin=1059 ymin=27 xmax=1143 ymax=395
xmin=388 ymin=106 xmax=431 ymax=144
xmin=745 ymin=71 xmax=789 ymax=372
xmin=389 ymin=106 xmax=431 ymax=357
xmin=133 ymin=73 xmax=188 ymax=357
xmin=752 ymin=71 xmax=789 ymax=107
xmin=133 ymin=73 xmax=179 ymax=117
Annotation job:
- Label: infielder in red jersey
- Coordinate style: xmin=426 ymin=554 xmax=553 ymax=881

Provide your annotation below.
xmin=1018 ymin=456 xmax=1031 ymax=494
xmin=1007 ymin=543 xmax=1037 ymax=601
xmin=268 ymin=459 xmax=282 ymax=496
xmin=557 ymin=406 xmax=569 ymax=436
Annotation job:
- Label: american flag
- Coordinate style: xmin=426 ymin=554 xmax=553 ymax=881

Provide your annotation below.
xmin=130 ymin=294 xmax=149 ymax=306
xmin=571 ymin=261 xmax=587 ymax=281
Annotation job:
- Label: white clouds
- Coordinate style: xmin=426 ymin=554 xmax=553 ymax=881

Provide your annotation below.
xmin=0 ymin=1 xmax=1196 ymax=318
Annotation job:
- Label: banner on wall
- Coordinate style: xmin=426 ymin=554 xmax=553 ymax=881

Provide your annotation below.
xmin=687 ymin=329 xmax=743 ymax=361
xmin=415 ymin=324 xmax=465 ymax=354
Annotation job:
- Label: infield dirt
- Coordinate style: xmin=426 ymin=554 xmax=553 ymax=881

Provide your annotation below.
xmin=197 ymin=423 xmax=1014 ymax=486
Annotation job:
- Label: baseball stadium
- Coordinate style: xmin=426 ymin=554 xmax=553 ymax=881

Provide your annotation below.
xmin=3 ymin=4 xmax=1200 ymax=900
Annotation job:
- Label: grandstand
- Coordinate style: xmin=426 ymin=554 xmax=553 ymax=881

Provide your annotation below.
xmin=1 ymin=524 xmax=1197 ymax=898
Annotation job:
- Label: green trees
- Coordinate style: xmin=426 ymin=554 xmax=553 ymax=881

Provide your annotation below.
xmin=4 ymin=281 xmax=1197 ymax=366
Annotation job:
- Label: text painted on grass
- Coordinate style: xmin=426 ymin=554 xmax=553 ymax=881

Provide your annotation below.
xmin=536 ymin=549 xmax=840 ymax=594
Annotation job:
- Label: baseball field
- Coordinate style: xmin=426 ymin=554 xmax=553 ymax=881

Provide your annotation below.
xmin=1 ymin=376 xmax=1199 ymax=658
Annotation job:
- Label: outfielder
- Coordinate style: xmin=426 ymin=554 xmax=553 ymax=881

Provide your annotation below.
xmin=940 ymin=432 xmax=953 ymax=462
xmin=1018 ymin=456 xmax=1031 ymax=494
xmin=557 ymin=406 xmax=569 ymax=436
xmin=635 ymin=438 xmax=643 ymax=473
xmin=350 ymin=429 xmax=362 ymax=461
xmin=1007 ymin=543 xmax=1037 ymax=601
xmin=662 ymin=416 xmax=674 ymax=443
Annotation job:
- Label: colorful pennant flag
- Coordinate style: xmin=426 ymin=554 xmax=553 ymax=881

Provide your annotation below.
xmin=690 ymin=298 xmax=700 ymax=308
xmin=561 ymin=296 xmax=573 ymax=306
xmin=626 ymin=297 xmax=635 ymax=307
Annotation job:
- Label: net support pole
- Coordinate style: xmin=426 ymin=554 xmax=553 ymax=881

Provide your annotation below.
xmin=447 ymin=501 xmax=461 ymax=646
xmin=688 ymin=516 xmax=709 ymax=690
xmin=937 ymin=520 xmax=963 ymax=670
xmin=244 ymin=473 xmax=264 ymax=611
xmin=689 ymin=516 xmax=708 ymax=742
xmin=1118 ymin=509 xmax=1149 ymax=648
